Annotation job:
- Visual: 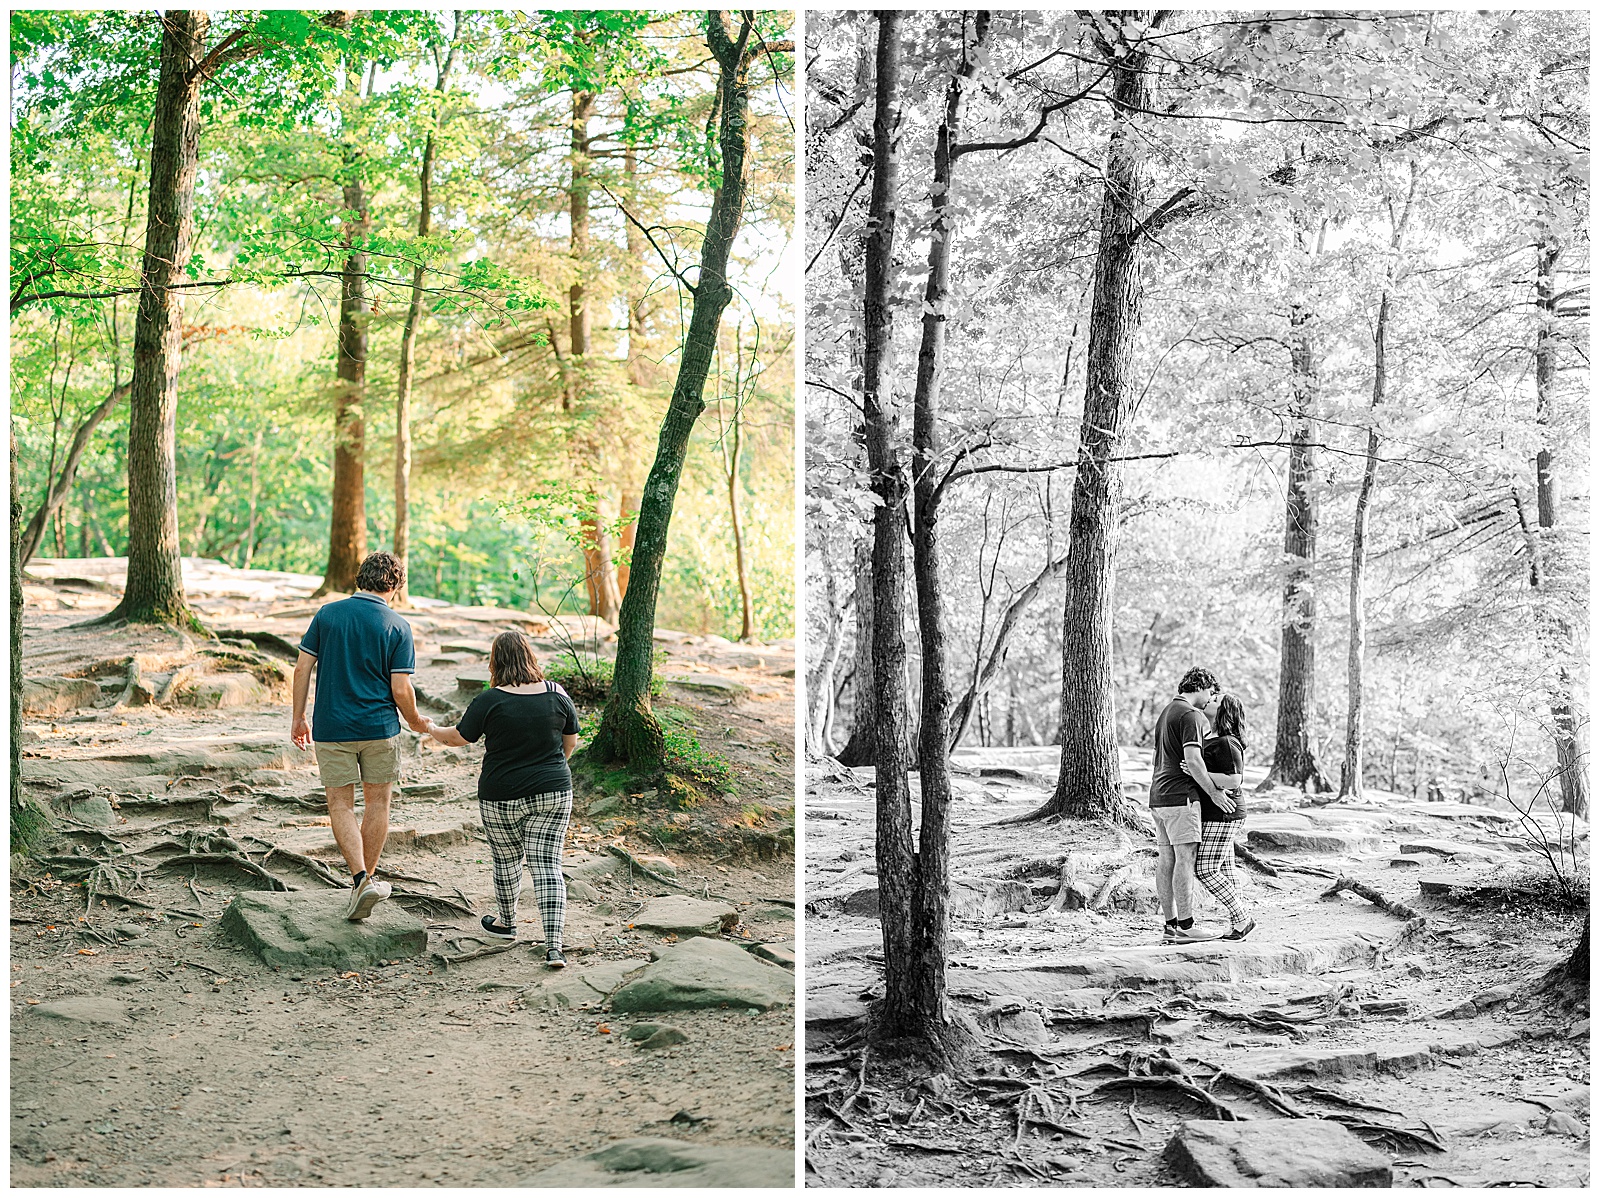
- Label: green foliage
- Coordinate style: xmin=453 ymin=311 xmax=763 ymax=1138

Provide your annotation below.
xmin=10 ymin=10 xmax=793 ymax=650
xmin=545 ymin=656 xmax=664 ymax=705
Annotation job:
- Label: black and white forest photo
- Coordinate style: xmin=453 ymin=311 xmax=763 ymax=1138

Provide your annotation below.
xmin=802 ymin=9 xmax=1589 ymax=1188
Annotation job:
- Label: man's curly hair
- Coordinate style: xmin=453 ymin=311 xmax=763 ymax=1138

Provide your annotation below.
xmin=355 ymin=551 xmax=405 ymax=594
xmin=1177 ymin=666 xmax=1219 ymax=695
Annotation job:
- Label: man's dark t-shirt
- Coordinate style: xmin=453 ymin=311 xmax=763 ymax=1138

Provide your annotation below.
xmin=298 ymin=592 xmax=416 ymax=742
xmin=456 ymin=681 xmax=581 ymax=802
xmin=1149 ymin=697 xmax=1208 ymax=809
xmin=1199 ymin=734 xmax=1246 ymax=823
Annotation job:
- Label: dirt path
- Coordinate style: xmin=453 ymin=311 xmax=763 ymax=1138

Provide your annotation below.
xmin=12 ymin=560 xmax=796 ymax=1187
xmin=804 ymin=746 xmax=1589 ymax=1189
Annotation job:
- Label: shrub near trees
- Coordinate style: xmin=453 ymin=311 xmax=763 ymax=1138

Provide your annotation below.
xmin=807 ymin=10 xmax=1588 ymax=1050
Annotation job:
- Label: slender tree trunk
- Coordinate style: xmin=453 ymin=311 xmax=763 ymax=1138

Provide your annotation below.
xmin=1341 ymin=170 xmax=1414 ymax=799
xmin=568 ymin=89 xmax=622 ymax=625
xmin=1264 ymin=297 xmax=1332 ymax=792
xmin=897 ymin=10 xmax=989 ymax=1046
xmin=727 ymin=406 xmax=756 ymax=641
xmin=857 ymin=9 xmax=923 ymax=1045
xmin=11 ymin=431 xmax=32 ymax=849
xmin=1039 ymin=19 xmax=1153 ymax=822
xmin=836 ymin=537 xmax=877 ymax=764
xmin=242 ymin=423 xmax=262 ymax=569
xmin=590 ymin=12 xmax=757 ymax=769
xmin=616 ymin=490 xmax=638 ymax=599
xmin=316 ymin=172 xmax=371 ymax=596
xmin=949 ymin=547 xmax=1067 ymax=752
xmin=624 ymin=144 xmax=649 ymax=391
xmin=100 ymin=10 xmax=208 ymax=628
xmin=807 ymin=561 xmax=846 ymax=756
xmin=19 ymin=381 xmax=129 ymax=568
xmin=1528 ymin=240 xmax=1588 ymax=819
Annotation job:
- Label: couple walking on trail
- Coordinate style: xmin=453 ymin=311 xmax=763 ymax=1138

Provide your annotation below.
xmin=1149 ymin=667 xmax=1257 ymax=944
xmin=289 ymin=552 xmax=580 ymax=968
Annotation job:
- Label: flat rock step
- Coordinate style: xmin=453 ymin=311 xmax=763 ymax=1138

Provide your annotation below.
xmin=951 ymin=933 xmax=1384 ymax=997
xmin=1230 ymin=1032 xmax=1495 ymax=1081
xmin=1166 ymin=1119 xmax=1390 ymax=1187
xmin=631 ymin=896 xmax=737 ymax=935
xmin=664 ymin=673 xmax=750 ymax=699
xmin=221 ymin=890 xmax=427 ymax=970
xmin=610 ymin=937 xmax=794 ymax=1013
xmin=527 ymin=1137 xmax=793 ymax=1188
xmin=1246 ymin=827 xmax=1386 ymax=854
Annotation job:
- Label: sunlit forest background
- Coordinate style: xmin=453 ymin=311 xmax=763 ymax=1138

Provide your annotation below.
xmin=12 ymin=9 xmax=795 ymax=638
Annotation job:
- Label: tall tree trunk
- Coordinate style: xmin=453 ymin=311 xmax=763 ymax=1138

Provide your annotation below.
xmin=1529 ymin=240 xmax=1588 ymax=819
xmin=568 ymin=89 xmax=622 ymax=625
xmin=316 ymin=171 xmax=372 ymax=596
xmin=1263 ymin=298 xmax=1332 ymax=792
xmin=1341 ymin=169 xmax=1414 ymax=799
xmin=807 ymin=560 xmax=846 ymax=757
xmin=727 ymin=403 xmax=756 ymax=641
xmin=857 ymin=10 xmax=923 ymax=1044
xmin=590 ymin=11 xmax=757 ymax=769
xmin=393 ymin=27 xmax=458 ymax=608
xmin=835 ymin=537 xmax=877 ymax=764
xmin=11 ymin=432 xmax=36 ymax=850
xmin=19 ymin=381 xmax=129 ymax=568
xmin=100 ymin=10 xmax=208 ymax=628
xmin=1038 ymin=18 xmax=1153 ymax=822
xmin=895 ymin=9 xmax=990 ymax=1046
xmin=242 ymin=423 xmax=262 ymax=569
xmin=616 ymin=144 xmax=646 ymax=600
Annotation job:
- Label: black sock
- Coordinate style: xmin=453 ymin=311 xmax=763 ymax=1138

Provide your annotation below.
xmin=1177 ymin=917 xmax=1194 ymax=929
xmin=1164 ymin=917 xmax=1178 ymax=926
xmin=352 ymin=870 xmax=366 ymax=888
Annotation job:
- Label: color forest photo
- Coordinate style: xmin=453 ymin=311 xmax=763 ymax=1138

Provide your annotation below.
xmin=11 ymin=9 xmax=796 ymax=1188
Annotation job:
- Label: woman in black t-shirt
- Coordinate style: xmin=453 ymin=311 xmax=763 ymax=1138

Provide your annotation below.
xmin=426 ymin=631 xmax=580 ymax=967
xmin=1183 ymin=693 xmax=1255 ymax=940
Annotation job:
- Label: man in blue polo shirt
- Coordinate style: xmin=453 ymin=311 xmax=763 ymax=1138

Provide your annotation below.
xmin=291 ymin=552 xmax=433 ymax=920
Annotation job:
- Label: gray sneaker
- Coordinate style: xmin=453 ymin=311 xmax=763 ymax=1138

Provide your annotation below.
xmin=346 ymin=877 xmax=390 ymax=922
xmin=1173 ymin=923 xmax=1220 ymax=943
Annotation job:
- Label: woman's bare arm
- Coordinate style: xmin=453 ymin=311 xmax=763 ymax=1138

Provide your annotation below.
xmin=429 ymin=725 xmax=470 ymax=747
xmin=562 ymin=733 xmax=577 ymax=760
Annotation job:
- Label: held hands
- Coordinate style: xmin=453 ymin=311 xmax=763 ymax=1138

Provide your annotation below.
xmin=408 ymin=715 xmax=436 ymax=737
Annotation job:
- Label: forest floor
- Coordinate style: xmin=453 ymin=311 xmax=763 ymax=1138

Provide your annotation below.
xmin=11 ymin=558 xmax=796 ymax=1188
xmin=804 ymin=746 xmax=1589 ymax=1189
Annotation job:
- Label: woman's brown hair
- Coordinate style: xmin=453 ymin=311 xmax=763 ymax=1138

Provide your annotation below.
xmin=489 ymin=630 xmax=544 ymax=687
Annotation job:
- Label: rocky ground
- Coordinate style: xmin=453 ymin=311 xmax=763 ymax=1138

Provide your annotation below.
xmin=12 ymin=558 xmax=797 ymax=1188
xmin=804 ymin=745 xmax=1590 ymax=1189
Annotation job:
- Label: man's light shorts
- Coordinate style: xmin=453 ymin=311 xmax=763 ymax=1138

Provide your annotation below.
xmin=314 ymin=736 xmax=402 ymax=789
xmin=1151 ymin=801 xmax=1202 ymax=847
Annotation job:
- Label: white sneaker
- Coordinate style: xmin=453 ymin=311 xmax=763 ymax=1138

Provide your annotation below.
xmin=346 ymin=877 xmax=390 ymax=921
xmin=1173 ymin=923 xmax=1220 ymax=942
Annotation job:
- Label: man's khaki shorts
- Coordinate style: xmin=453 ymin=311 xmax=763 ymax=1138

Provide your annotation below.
xmin=314 ymin=737 xmax=402 ymax=789
xmin=1151 ymin=801 xmax=1202 ymax=847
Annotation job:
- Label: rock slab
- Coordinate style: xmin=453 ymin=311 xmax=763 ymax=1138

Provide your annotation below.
xmin=221 ymin=890 xmax=427 ymax=970
xmin=27 ymin=996 xmax=131 ymax=1025
xmin=631 ymin=896 xmax=737 ymax=935
xmin=526 ymin=1137 xmax=792 ymax=1188
xmin=22 ymin=676 xmax=101 ymax=716
xmin=1166 ymin=1119 xmax=1392 ymax=1187
xmin=610 ymin=937 xmax=794 ymax=1013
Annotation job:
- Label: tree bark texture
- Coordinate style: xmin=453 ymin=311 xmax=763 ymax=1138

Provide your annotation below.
xmin=1041 ymin=19 xmax=1152 ymax=822
xmin=835 ymin=536 xmax=877 ymax=764
xmin=569 ymin=89 xmax=622 ymax=625
xmin=105 ymin=10 xmax=208 ymax=627
xmin=1341 ymin=175 xmax=1413 ymax=799
xmin=858 ymin=10 xmax=925 ymax=1043
xmin=316 ymin=173 xmax=371 ymax=596
xmin=19 ymin=381 xmax=129 ymax=568
xmin=727 ymin=408 xmax=756 ymax=641
xmin=901 ymin=9 xmax=990 ymax=1039
xmin=393 ymin=26 xmax=458 ymax=607
xmin=1530 ymin=240 xmax=1588 ymax=819
xmin=11 ymin=432 xmax=29 ymax=848
xmin=1264 ymin=303 xmax=1332 ymax=792
xmin=590 ymin=11 xmax=755 ymax=770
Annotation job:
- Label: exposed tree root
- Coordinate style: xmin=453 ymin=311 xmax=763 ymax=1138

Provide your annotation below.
xmin=1234 ymin=842 xmax=1279 ymax=876
xmin=1321 ymin=875 xmax=1425 ymax=923
xmin=433 ymin=939 xmax=519 ymax=966
xmin=153 ymin=853 xmax=289 ymax=890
